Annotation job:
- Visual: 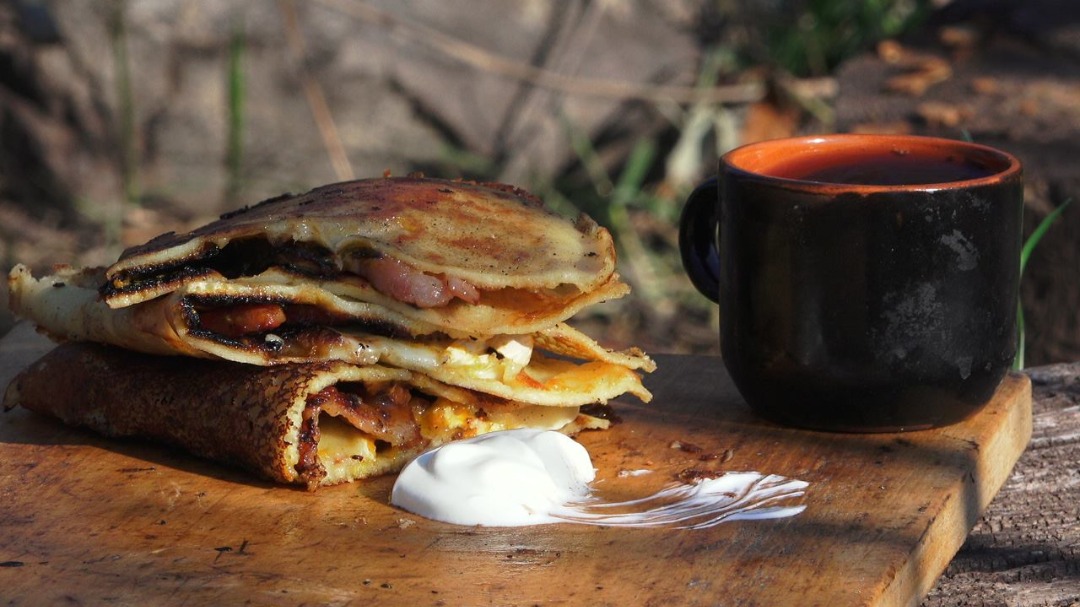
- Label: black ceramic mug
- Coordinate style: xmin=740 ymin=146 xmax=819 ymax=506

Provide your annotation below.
xmin=679 ymin=134 xmax=1023 ymax=432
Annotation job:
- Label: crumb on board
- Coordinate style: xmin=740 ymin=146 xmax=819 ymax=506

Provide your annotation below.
xmin=671 ymin=441 xmax=735 ymax=463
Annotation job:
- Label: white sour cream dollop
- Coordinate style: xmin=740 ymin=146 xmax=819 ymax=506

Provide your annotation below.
xmin=391 ymin=429 xmax=809 ymax=528
xmin=391 ymin=429 xmax=594 ymax=526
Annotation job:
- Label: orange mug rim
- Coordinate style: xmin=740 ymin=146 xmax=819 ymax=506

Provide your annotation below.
xmin=722 ymin=134 xmax=1022 ymax=193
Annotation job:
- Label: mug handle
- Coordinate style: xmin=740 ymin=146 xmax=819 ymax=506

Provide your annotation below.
xmin=678 ymin=177 xmax=721 ymax=303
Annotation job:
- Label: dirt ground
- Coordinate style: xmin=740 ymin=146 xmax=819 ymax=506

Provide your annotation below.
xmin=1 ymin=1 xmax=1077 ymax=365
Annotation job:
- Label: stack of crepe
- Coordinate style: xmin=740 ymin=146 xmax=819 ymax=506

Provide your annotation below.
xmin=3 ymin=176 xmax=654 ymax=489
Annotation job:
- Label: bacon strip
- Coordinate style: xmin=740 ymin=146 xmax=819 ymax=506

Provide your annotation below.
xmin=311 ymin=383 xmax=423 ymax=449
xmin=348 ymin=256 xmax=480 ymax=308
xmin=446 ymin=275 xmax=480 ymax=304
xmin=196 ymin=303 xmax=350 ymax=339
xmin=198 ymin=303 xmax=286 ymax=337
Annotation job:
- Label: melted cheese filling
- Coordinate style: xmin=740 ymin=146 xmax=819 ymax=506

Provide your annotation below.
xmin=327 ymin=333 xmax=535 ymax=382
xmin=316 ymin=396 xmax=581 ymax=483
xmin=193 ymin=302 xmax=536 ymax=382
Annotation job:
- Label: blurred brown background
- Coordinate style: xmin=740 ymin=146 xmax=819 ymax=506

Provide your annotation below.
xmin=1 ymin=0 xmax=1077 ymax=365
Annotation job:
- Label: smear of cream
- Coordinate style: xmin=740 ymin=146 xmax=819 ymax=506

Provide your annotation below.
xmin=391 ymin=429 xmax=808 ymax=528
xmin=553 ymin=472 xmax=808 ymax=529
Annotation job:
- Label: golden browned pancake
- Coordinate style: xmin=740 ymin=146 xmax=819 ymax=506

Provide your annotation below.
xmin=8 ymin=264 xmax=654 ymax=406
xmin=3 ymin=342 xmax=610 ymax=489
xmin=101 ymin=177 xmax=620 ymax=336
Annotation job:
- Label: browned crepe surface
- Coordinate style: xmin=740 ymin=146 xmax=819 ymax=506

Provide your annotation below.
xmin=3 ymin=342 xmax=606 ymax=489
xmin=4 ymin=342 xmax=331 ymax=486
xmin=103 ymin=177 xmax=617 ymax=309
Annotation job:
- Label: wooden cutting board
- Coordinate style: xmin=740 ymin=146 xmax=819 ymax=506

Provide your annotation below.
xmin=0 ymin=323 xmax=1031 ymax=606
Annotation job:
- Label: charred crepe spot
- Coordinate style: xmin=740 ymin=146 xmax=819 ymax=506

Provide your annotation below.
xmin=348 ymin=319 xmax=414 ymax=340
xmin=270 ymin=240 xmax=341 ymax=276
xmin=579 ymin=403 xmax=620 ymax=424
xmin=102 ymin=263 xmax=217 ymax=298
xmin=208 ymin=239 xmax=272 ymax=276
xmin=103 ymin=238 xmax=224 ymax=297
xmin=218 ymin=205 xmax=251 ymax=221
xmin=108 ymin=237 xmax=342 ymax=299
xmin=295 ymin=394 xmax=323 ymax=481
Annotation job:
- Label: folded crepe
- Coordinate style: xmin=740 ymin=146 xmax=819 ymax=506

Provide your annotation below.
xmin=5 ymin=176 xmax=654 ymax=489
xmin=106 ymin=176 xmax=622 ymax=333
xmin=8 ymin=176 xmax=654 ymax=406
xmin=3 ymin=342 xmax=610 ymax=489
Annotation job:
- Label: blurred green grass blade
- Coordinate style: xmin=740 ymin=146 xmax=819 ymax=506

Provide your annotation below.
xmin=1015 ymin=300 xmax=1026 ymax=370
xmin=1021 ymin=198 xmax=1072 ymax=275
xmin=226 ymin=20 xmax=247 ymax=202
xmin=109 ymin=0 xmax=138 ymax=207
xmin=1014 ymin=197 xmax=1071 ymax=369
xmin=563 ymin=115 xmax=613 ymax=198
xmin=612 ymin=139 xmax=656 ymax=207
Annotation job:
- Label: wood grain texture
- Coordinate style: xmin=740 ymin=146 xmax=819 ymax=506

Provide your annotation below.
xmin=923 ymin=363 xmax=1080 ymax=606
xmin=0 ymin=323 xmax=1031 ymax=606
